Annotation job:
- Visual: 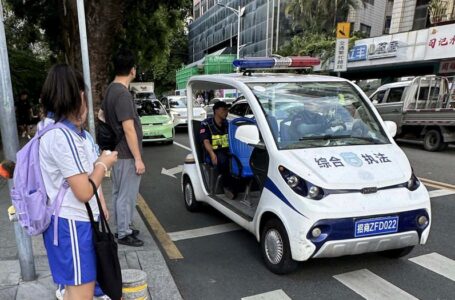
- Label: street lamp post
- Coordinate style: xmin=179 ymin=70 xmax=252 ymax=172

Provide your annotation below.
xmin=217 ymin=2 xmax=245 ymax=60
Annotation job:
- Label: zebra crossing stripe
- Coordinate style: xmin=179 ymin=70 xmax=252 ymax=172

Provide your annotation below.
xmin=241 ymin=289 xmax=292 ymax=300
xmin=409 ymin=252 xmax=455 ymax=282
xmin=428 ymin=189 xmax=455 ymax=198
xmin=334 ymin=269 xmax=418 ymax=300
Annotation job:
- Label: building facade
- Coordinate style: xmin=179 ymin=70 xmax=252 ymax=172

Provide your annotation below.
xmin=348 ymin=0 xmax=389 ymax=37
xmin=189 ymin=0 xmax=293 ymax=63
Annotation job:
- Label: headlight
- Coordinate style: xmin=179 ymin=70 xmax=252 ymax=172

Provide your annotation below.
xmin=279 ymin=166 xmax=324 ymax=200
xmin=406 ymin=172 xmax=420 ymax=191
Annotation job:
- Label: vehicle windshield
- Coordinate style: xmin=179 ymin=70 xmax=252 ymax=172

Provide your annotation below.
xmin=247 ymin=82 xmax=390 ymax=149
xmin=136 ymin=100 xmax=167 ymax=116
xmin=170 ymin=97 xmax=202 ymax=108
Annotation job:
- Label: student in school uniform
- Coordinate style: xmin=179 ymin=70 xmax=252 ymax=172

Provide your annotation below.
xmin=39 ymin=64 xmax=117 ymax=300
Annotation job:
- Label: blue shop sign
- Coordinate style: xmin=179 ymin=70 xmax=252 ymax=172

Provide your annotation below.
xmin=348 ymin=45 xmax=367 ymax=62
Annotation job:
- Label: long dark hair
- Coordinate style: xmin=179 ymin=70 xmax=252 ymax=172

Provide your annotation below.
xmin=41 ymin=64 xmax=82 ymax=122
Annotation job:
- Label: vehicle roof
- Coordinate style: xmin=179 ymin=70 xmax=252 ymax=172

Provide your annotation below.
xmin=375 ymin=81 xmax=412 ymax=91
xmin=188 ymin=73 xmax=350 ymax=84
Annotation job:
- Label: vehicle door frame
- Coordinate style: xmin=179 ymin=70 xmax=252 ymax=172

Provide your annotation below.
xmin=374 ymin=86 xmax=405 ymax=130
xmin=186 ymin=77 xmax=278 ymax=198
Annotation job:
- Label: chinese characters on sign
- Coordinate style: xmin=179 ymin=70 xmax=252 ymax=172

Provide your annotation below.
xmin=348 ymin=45 xmax=367 ymax=62
xmin=428 ymin=36 xmax=455 ymax=49
xmin=439 ymin=60 xmax=455 ymax=74
xmin=368 ymin=41 xmax=399 ymax=59
xmin=425 ymin=25 xmax=455 ymax=60
xmin=347 ymin=41 xmax=400 ymax=62
xmin=334 ymin=38 xmax=348 ymax=72
xmin=314 ymin=153 xmax=392 ymax=168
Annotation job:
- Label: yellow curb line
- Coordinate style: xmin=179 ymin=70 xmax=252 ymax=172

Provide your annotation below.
xmin=137 ymin=194 xmax=183 ymax=260
xmin=419 ymin=177 xmax=455 ymax=191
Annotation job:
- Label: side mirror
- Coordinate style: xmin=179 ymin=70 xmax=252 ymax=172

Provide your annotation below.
xmin=235 ymin=124 xmax=260 ymax=146
xmin=372 ymin=100 xmax=379 ymax=105
xmin=384 ymin=121 xmax=397 ymax=138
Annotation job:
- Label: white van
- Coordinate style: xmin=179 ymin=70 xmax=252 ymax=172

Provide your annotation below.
xmin=181 ymin=58 xmax=431 ymax=274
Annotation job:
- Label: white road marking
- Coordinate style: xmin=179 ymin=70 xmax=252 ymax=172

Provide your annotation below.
xmin=409 ymin=252 xmax=455 ymax=282
xmin=173 ymin=141 xmax=191 ymax=151
xmin=428 ymin=189 xmax=455 ymax=198
xmin=241 ymin=289 xmax=292 ymax=300
xmin=334 ymin=269 xmax=418 ymax=300
xmin=161 ymin=165 xmax=183 ymax=179
xmin=168 ymin=223 xmax=241 ymax=241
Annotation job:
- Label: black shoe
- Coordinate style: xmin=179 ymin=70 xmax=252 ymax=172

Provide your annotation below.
xmin=115 ymin=229 xmax=139 ymax=239
xmin=223 ymin=187 xmax=237 ymax=200
xmin=118 ymin=235 xmax=144 ymax=247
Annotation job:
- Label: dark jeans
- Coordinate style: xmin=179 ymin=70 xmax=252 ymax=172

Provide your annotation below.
xmin=207 ymin=150 xmax=236 ymax=192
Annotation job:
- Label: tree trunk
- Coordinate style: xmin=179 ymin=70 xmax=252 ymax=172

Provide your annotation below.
xmin=85 ymin=0 xmax=124 ymax=110
xmin=61 ymin=0 xmax=124 ymax=111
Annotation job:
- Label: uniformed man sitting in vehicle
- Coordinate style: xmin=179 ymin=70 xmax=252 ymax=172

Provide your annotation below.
xmin=199 ymin=101 xmax=237 ymax=199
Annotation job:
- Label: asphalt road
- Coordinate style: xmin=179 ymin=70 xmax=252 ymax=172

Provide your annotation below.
xmin=139 ymin=131 xmax=455 ymax=300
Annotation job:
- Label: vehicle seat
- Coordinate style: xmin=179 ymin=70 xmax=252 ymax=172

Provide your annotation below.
xmin=279 ymin=119 xmax=293 ymax=142
xmin=266 ymin=115 xmax=279 ymax=139
xmin=228 ymin=117 xmax=256 ymax=178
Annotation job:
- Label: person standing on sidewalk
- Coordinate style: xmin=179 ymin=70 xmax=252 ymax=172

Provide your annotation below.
xmin=101 ymin=48 xmax=145 ymax=247
xmin=40 ymin=64 xmax=118 ymax=299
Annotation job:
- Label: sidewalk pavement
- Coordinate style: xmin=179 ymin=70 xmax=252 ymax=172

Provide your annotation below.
xmin=0 ymin=178 xmax=182 ymax=300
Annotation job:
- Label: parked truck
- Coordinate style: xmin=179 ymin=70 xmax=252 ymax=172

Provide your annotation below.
xmin=370 ymin=75 xmax=455 ymax=151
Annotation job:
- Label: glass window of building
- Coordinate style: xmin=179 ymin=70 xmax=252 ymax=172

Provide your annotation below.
xmin=360 ymin=23 xmax=371 ymax=37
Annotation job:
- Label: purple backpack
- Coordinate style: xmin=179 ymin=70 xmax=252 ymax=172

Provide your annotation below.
xmin=11 ymin=122 xmax=70 ymax=245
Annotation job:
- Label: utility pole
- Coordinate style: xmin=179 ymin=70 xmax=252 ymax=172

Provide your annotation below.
xmin=0 ymin=2 xmax=36 ymax=281
xmin=76 ymin=0 xmax=96 ymax=138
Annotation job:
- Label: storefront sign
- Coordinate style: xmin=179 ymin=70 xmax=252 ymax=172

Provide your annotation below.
xmin=334 ymin=38 xmax=349 ymax=72
xmin=426 ymin=24 xmax=455 ymax=60
xmin=439 ymin=60 xmax=455 ymax=74
xmin=348 ymin=45 xmax=367 ymax=62
xmin=368 ymin=41 xmax=399 ymax=59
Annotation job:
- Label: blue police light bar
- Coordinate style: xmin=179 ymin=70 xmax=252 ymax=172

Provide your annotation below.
xmin=233 ymin=56 xmax=320 ymax=70
xmin=233 ymin=57 xmax=275 ymax=69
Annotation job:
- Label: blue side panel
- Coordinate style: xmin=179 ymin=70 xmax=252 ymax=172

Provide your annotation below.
xmin=228 ymin=118 xmax=255 ymax=178
xmin=264 ymin=178 xmax=306 ymax=218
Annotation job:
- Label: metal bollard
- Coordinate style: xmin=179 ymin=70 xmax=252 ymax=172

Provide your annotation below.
xmin=122 ymin=269 xmax=149 ymax=300
xmin=7 ymin=205 xmax=36 ymax=281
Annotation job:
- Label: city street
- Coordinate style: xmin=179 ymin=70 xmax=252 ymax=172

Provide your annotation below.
xmin=138 ymin=130 xmax=455 ymax=300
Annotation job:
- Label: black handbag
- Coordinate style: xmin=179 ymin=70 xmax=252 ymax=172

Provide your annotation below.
xmin=96 ymin=120 xmax=121 ymax=151
xmin=86 ymin=179 xmax=123 ymax=300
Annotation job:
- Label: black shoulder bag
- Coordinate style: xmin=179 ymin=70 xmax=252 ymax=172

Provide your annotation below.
xmin=86 ymin=179 xmax=123 ymax=300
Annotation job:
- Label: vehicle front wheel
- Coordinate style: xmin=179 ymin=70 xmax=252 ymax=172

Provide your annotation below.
xmin=183 ymin=179 xmax=200 ymax=212
xmin=380 ymin=246 xmax=414 ymax=258
xmin=423 ymin=129 xmax=443 ymax=151
xmin=260 ymin=218 xmax=298 ymax=274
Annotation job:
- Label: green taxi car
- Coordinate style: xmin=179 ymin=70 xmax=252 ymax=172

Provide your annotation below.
xmin=136 ymin=99 xmax=174 ymax=144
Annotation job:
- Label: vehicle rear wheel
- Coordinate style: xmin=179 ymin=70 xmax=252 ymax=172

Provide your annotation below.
xmin=423 ymin=129 xmax=443 ymax=151
xmin=260 ymin=218 xmax=298 ymax=274
xmin=183 ymin=179 xmax=200 ymax=212
xmin=381 ymin=246 xmax=414 ymax=258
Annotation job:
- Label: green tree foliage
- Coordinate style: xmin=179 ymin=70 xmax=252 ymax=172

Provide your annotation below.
xmin=3 ymin=2 xmax=50 ymax=101
xmin=120 ymin=1 xmax=191 ymax=96
xmin=280 ymin=0 xmax=366 ymax=60
xmin=5 ymin=0 xmax=191 ymax=105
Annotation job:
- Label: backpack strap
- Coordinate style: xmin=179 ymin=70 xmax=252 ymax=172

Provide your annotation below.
xmin=37 ymin=121 xmax=67 ymax=138
xmin=36 ymin=122 xmax=73 ymax=246
xmin=52 ymin=181 xmax=70 ymax=246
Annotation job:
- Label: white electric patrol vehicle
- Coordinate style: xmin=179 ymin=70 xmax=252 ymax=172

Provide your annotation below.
xmin=181 ymin=57 xmax=431 ymax=274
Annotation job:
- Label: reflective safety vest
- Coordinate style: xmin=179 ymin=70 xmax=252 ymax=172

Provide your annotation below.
xmin=206 ymin=119 xmax=229 ymax=150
